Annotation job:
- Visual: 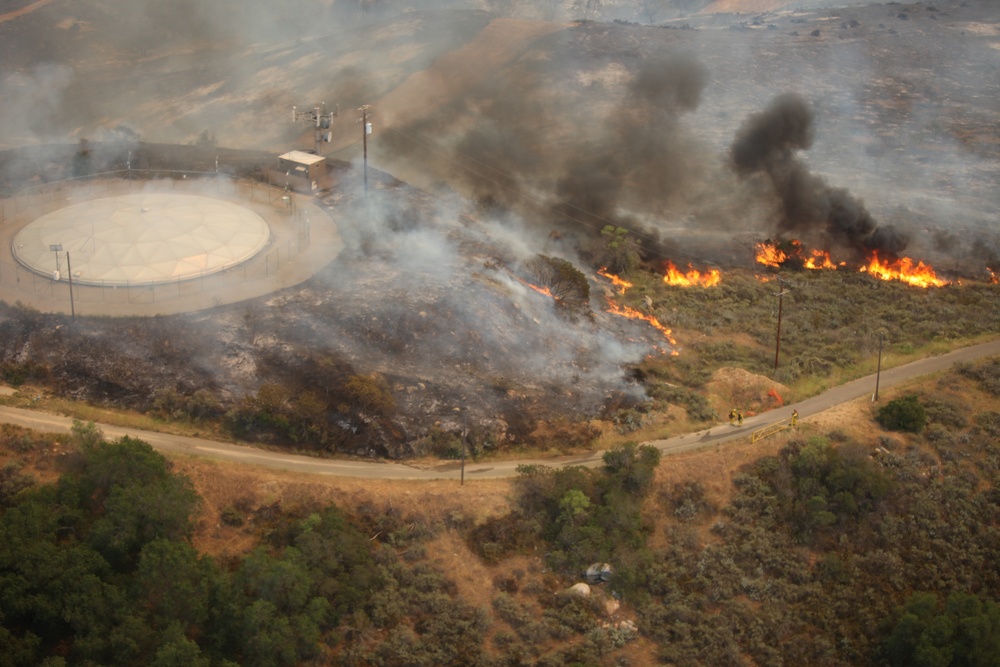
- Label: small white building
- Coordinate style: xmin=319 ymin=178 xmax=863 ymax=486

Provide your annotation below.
xmin=278 ymin=151 xmax=326 ymax=185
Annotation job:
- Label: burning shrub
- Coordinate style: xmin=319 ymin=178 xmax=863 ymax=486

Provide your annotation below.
xmin=523 ymin=254 xmax=591 ymax=315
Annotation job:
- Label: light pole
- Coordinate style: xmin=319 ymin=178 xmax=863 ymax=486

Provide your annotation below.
xmin=358 ymin=105 xmax=373 ymax=194
xmin=49 ymin=243 xmax=62 ymax=277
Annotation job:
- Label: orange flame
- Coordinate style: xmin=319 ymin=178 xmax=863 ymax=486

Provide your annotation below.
xmin=989 ymin=268 xmax=998 ymax=284
xmin=860 ymin=252 xmax=949 ymax=288
xmin=597 ymin=267 xmax=633 ymax=294
xmin=604 ymin=300 xmax=679 ymax=353
xmin=516 ymin=277 xmax=559 ymax=300
xmin=803 ymin=248 xmax=843 ymax=270
xmin=527 ymin=283 xmax=556 ymax=298
xmin=756 ymin=240 xmax=842 ymax=270
xmin=755 ymin=241 xmax=791 ymax=267
xmin=664 ymin=261 xmax=721 ymax=287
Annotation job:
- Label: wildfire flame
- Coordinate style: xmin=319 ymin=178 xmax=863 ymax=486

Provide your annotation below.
xmin=803 ymin=248 xmax=843 ymax=270
xmin=989 ymin=268 xmax=998 ymax=284
xmin=597 ymin=267 xmax=633 ymax=294
xmin=516 ymin=277 xmax=559 ymax=300
xmin=756 ymin=240 xmax=842 ymax=270
xmin=860 ymin=252 xmax=949 ymax=288
xmin=755 ymin=240 xmax=793 ymax=268
xmin=604 ymin=300 xmax=679 ymax=353
xmin=663 ymin=261 xmax=721 ymax=287
xmin=757 ymin=240 xmax=949 ymax=288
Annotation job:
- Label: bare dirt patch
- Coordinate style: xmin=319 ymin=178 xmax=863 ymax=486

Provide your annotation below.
xmin=375 ymin=17 xmax=568 ymax=127
xmin=707 ymin=366 xmax=789 ymax=417
xmin=699 ymin=0 xmax=797 ymax=14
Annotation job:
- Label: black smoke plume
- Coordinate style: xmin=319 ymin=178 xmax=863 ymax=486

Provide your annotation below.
xmin=554 ymin=53 xmax=708 ymax=232
xmin=377 ymin=47 xmax=707 ymax=243
xmin=731 ymin=92 xmax=908 ymax=259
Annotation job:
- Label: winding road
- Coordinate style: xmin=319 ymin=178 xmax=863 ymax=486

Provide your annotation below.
xmin=1 ymin=339 xmax=998 ymax=480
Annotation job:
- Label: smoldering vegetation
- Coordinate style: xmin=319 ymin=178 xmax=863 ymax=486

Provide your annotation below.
xmin=1 ymin=0 xmax=999 ymax=457
xmin=0 ymin=142 xmax=661 ymax=458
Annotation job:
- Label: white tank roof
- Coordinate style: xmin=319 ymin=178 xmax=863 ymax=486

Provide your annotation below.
xmin=12 ymin=193 xmax=270 ymax=286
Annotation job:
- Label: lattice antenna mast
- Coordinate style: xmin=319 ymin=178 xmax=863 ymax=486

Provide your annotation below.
xmin=291 ymin=103 xmax=338 ymax=153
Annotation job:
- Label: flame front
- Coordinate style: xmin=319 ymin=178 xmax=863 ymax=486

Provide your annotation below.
xmin=755 ymin=241 xmax=789 ymax=267
xmin=516 ymin=277 xmax=559 ymax=299
xmin=597 ymin=267 xmax=633 ymax=294
xmin=664 ymin=261 xmax=721 ymax=287
xmin=860 ymin=252 xmax=949 ymax=288
xmin=989 ymin=268 xmax=998 ymax=284
xmin=757 ymin=240 xmax=840 ymax=270
xmin=605 ymin=300 xmax=678 ymax=353
xmin=803 ymin=249 xmax=841 ymax=270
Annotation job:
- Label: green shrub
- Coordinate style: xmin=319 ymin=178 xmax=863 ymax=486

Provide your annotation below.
xmin=975 ymin=411 xmax=1000 ymax=437
xmin=877 ymin=395 xmax=926 ymax=433
xmin=883 ymin=592 xmax=1000 ymax=667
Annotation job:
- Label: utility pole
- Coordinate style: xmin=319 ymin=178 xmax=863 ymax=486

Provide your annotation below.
xmin=66 ymin=252 xmax=75 ymax=320
xmin=291 ymin=103 xmax=337 ymax=154
xmin=358 ymin=105 xmax=373 ymax=194
xmin=873 ymin=331 xmax=884 ymax=401
xmin=454 ymin=407 xmax=467 ymax=486
xmin=773 ymin=277 xmax=790 ymax=370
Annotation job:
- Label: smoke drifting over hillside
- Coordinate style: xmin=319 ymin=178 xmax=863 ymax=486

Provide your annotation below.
xmin=375 ymin=46 xmax=710 ymax=244
xmin=555 ymin=53 xmax=708 ymax=230
xmin=730 ymin=92 xmax=908 ymax=259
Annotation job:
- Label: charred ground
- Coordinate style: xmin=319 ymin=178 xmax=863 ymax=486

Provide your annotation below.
xmin=0 ymin=0 xmax=998 ymax=458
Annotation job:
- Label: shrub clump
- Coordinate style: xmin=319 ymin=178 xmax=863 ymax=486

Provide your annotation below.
xmin=877 ymin=395 xmax=927 ymax=433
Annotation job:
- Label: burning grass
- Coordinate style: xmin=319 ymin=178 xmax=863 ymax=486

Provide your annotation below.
xmin=754 ymin=239 xmax=954 ymax=288
xmin=663 ymin=261 xmax=722 ymax=288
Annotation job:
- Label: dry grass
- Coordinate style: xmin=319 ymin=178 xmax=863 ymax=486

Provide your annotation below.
xmin=167 ymin=455 xmax=516 ymax=559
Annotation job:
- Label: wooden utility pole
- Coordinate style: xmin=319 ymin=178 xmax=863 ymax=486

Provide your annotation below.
xmin=773 ymin=277 xmax=789 ymax=370
xmin=66 ymin=252 xmax=75 ymax=320
xmin=873 ymin=331 xmax=884 ymax=401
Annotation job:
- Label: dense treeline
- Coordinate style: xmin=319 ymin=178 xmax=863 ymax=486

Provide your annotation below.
xmin=0 ymin=425 xmax=385 ymax=666
xmin=0 ymin=427 xmax=643 ymax=666
xmin=3 ymin=355 xmax=1000 ymax=665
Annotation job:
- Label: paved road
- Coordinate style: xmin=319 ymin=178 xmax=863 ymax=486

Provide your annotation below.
xmin=2 ymin=338 xmax=998 ymax=480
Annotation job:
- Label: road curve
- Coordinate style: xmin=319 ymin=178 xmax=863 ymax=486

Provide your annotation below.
xmin=1 ymin=338 xmax=998 ymax=480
